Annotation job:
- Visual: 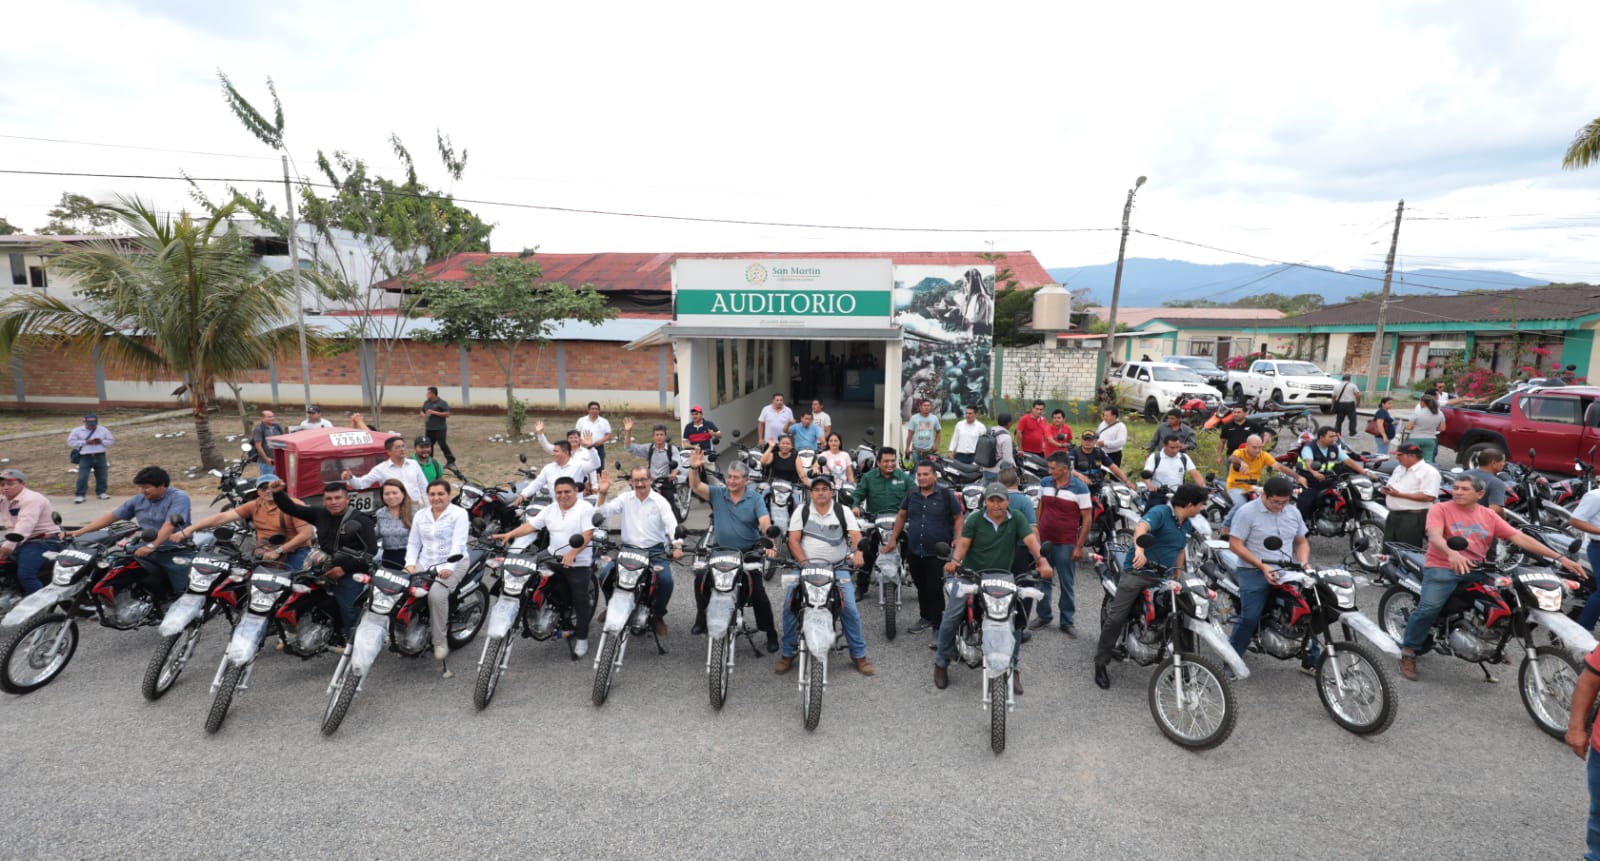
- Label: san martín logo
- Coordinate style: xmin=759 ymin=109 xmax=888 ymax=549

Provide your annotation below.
xmin=745 ymin=263 xmax=767 ymax=284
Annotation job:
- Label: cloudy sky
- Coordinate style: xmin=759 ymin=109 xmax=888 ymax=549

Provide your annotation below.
xmin=3 ymin=0 xmax=1599 ymax=282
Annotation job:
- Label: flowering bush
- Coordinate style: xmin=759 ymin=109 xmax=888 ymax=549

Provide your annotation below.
xmin=1223 ymin=351 xmax=1282 ymax=371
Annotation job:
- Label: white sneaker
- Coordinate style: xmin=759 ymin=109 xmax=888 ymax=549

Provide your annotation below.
xmin=573 ymin=640 xmax=589 ymax=658
xmin=97 ymin=493 xmax=110 ymax=500
xmin=433 ymin=644 xmax=449 ymax=661
xmin=74 ymin=497 xmax=85 ymax=504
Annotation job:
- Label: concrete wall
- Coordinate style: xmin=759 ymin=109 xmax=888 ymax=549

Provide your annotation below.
xmin=996 ymin=343 xmax=1100 ymax=402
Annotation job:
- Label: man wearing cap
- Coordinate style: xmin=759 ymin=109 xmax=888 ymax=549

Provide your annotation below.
xmin=682 ymin=406 xmax=721 ymax=459
xmin=935 ymin=482 xmax=1052 ymax=693
xmin=293 ymin=405 xmax=333 ymax=431
xmin=0 ymin=469 xmax=62 ymax=595
xmin=174 ymin=475 xmax=314 ymax=569
xmin=67 ymin=414 xmax=115 ymax=503
xmin=272 ymin=482 xmax=377 ymax=637
xmin=776 ymin=474 xmax=875 ymax=676
xmin=420 ymin=386 xmax=456 ymax=466
xmin=343 ymin=436 xmax=428 ymax=506
xmin=1379 ymin=443 xmax=1441 ymax=547
xmin=1297 ymin=425 xmax=1371 ymax=520
xmin=514 ymin=440 xmax=596 ymax=505
xmin=1068 ymin=431 xmax=1133 ymax=490
xmin=250 ymin=409 xmax=286 ymax=477
xmin=411 ymin=436 xmax=445 ymax=483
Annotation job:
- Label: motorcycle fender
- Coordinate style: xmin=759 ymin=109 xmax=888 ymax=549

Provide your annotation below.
xmin=1184 ymin=615 xmax=1250 ymax=679
xmin=981 ymin=619 xmax=1015 ymax=679
xmin=2 ymin=583 xmax=76 ymax=627
xmin=158 ymin=593 xmax=206 ymax=637
xmin=1360 ymin=501 xmax=1389 ymax=522
xmin=1016 ymin=587 xmax=1044 ymax=603
xmin=225 ymin=614 xmax=269 ymax=665
xmin=706 ymin=592 xmax=736 ymax=639
xmin=1529 ymin=609 xmax=1600 ymax=661
xmin=802 ymin=611 xmax=834 ymax=660
xmin=349 ymin=615 xmax=390 ymax=674
xmin=485 ymin=595 xmax=521 ymax=640
xmin=1340 ymin=611 xmax=1403 ymax=657
xmin=603 ymin=591 xmax=635 ymax=635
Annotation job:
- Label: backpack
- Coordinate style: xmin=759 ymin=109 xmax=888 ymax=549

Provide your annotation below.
xmin=975 ymin=427 xmax=1005 ymax=469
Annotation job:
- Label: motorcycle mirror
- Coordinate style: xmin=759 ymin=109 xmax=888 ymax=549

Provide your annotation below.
xmin=731 ymin=429 xmax=742 ymax=439
xmin=1352 ymin=536 xmax=1370 ymax=552
xmin=674 ymin=525 xmax=687 ymax=539
xmin=1570 ymin=538 xmax=1584 ymax=555
xmin=447 ymin=553 xmax=464 ymax=563
xmin=1204 ymin=472 xmax=1216 ymax=482
xmin=518 ymin=452 xmax=528 ymax=463
xmin=1140 ymin=470 xmax=1154 ymax=480
xmin=52 ymin=512 xmax=63 ymax=525
xmin=3 ymin=532 xmax=22 ymax=543
xmin=568 ymin=533 xmax=586 ymax=548
xmin=765 ymin=525 xmax=782 ymax=538
xmin=1446 ymin=536 xmax=1470 ymax=551
xmin=614 ymin=461 xmax=622 ymax=472
xmin=933 ymin=541 xmax=952 ymax=557
xmin=863 ymin=428 xmax=876 ymax=437
xmin=140 ymin=528 xmax=159 ymax=542
xmin=1135 ymin=534 xmax=1155 ymax=549
xmin=592 ymin=512 xmax=607 ymax=527
xmin=1529 ymin=448 xmax=1537 ymax=460
xmin=1263 ymin=536 xmax=1285 ymax=551
xmin=168 ymin=513 xmax=187 ymax=526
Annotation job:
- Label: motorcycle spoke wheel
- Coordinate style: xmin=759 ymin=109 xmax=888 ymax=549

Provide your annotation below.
xmin=1376 ymin=588 xmax=1415 ymax=646
xmin=883 ymin=582 xmax=899 ymax=641
xmin=1519 ymin=645 xmax=1581 ymax=740
xmin=1352 ymin=523 xmax=1385 ymax=572
xmin=0 ymin=613 xmax=78 ymax=695
xmin=205 ymin=661 xmax=246 ymax=735
xmin=989 ymin=673 xmax=1008 ymax=755
xmin=1316 ymin=641 xmax=1398 ymax=735
xmin=803 ymin=655 xmax=824 ymax=731
xmin=473 ymin=636 xmax=510 ymax=711
xmin=321 ymin=668 xmax=362 ymax=736
xmin=709 ymin=633 xmax=731 ymax=710
xmin=592 ymin=634 xmax=622 ymax=707
xmin=142 ymin=622 xmax=202 ymax=701
xmin=447 ymin=590 xmax=488 ymax=650
xmin=1147 ymin=654 xmax=1236 ymax=750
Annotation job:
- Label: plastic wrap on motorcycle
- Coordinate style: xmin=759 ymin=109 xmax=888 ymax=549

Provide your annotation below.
xmin=603 ymin=591 xmax=635 ymax=635
xmin=1360 ymin=501 xmax=1389 ymax=521
xmin=486 ymin=595 xmax=520 ymax=639
xmin=350 ymin=615 xmax=389 ymax=673
xmin=226 ymin=615 xmax=269 ymax=665
xmin=802 ymin=611 xmax=833 ymax=659
xmin=982 ymin=619 xmax=1014 ymax=679
xmin=1185 ymin=615 xmax=1250 ymax=679
xmin=158 ymin=593 xmax=206 ymax=637
xmin=706 ymin=592 xmax=736 ymax=638
xmin=2 ymin=583 xmax=74 ymax=627
xmin=1340 ymin=611 xmax=1402 ymax=657
xmin=1529 ymin=609 xmax=1600 ymax=661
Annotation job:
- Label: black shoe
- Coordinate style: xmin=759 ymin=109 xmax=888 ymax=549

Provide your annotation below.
xmin=690 ymin=622 xmax=707 ymax=636
xmin=1094 ymin=664 xmax=1110 ymax=690
xmin=1060 ymin=623 xmax=1077 ymax=638
xmin=907 ymin=618 xmax=932 ymax=634
xmin=765 ymin=632 xmax=779 ymax=653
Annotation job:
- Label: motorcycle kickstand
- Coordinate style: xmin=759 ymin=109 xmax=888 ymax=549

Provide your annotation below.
xmin=651 ymin=626 xmax=667 ymax=656
xmin=1477 ymin=661 xmax=1500 ymax=683
xmin=737 ymin=623 xmax=764 ymax=658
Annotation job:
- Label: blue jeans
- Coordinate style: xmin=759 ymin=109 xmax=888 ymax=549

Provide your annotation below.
xmin=1401 ymin=566 xmax=1459 ymax=652
xmin=1588 ymin=749 xmax=1600 ymax=861
xmin=74 ymin=452 xmax=108 ymax=497
xmin=256 ymin=461 xmax=276 ymax=477
xmin=1033 ymin=541 xmax=1077 ymax=624
xmin=1229 ymin=566 xmax=1270 ymax=656
xmin=1375 ymin=438 xmax=1390 ymax=456
xmin=598 ymin=544 xmax=674 ymax=619
xmin=1580 ymin=543 xmax=1600 ymax=631
xmin=781 ymin=569 xmax=865 ymax=659
xmin=329 ymin=571 xmax=365 ymax=637
xmin=953 ymin=453 xmax=975 ymax=465
xmin=935 ymin=576 xmax=1021 ymax=669
xmin=11 ymin=538 xmax=60 ymax=594
xmin=147 ymin=547 xmax=189 ymax=596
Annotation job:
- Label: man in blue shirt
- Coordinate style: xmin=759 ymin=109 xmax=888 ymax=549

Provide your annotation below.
xmin=1093 ymin=482 xmax=1208 ymax=690
xmin=787 ymin=412 xmax=823 ymax=452
xmin=1296 ymin=425 xmax=1370 ymax=519
xmin=886 ymin=461 xmax=964 ymax=634
xmin=686 ymin=448 xmax=777 ymax=652
xmin=67 ymin=465 xmax=192 ymax=597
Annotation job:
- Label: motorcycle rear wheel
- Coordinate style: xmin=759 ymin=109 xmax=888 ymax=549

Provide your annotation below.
xmin=205 ymin=661 xmax=246 ymax=735
xmin=1148 ymin=653 xmax=1236 ymax=750
xmin=0 ymin=613 xmax=79 ymax=695
xmin=883 ymin=581 xmax=899 ymax=641
xmin=321 ymin=668 xmax=361 ymax=736
xmin=142 ymin=621 xmax=202 ymax=701
xmin=447 ymin=590 xmax=488 ymax=651
xmin=1351 ymin=521 xmax=1385 ymax=572
xmin=1376 ymin=587 xmax=1416 ymax=646
xmin=1520 ymin=645 xmax=1581 ymax=740
xmin=592 ymin=633 xmax=622 ymax=707
xmin=709 ymin=633 xmax=731 ymax=710
xmin=989 ymin=673 xmax=1008 ymax=755
xmin=803 ymin=655 xmax=824 ymax=731
xmin=473 ymin=636 xmax=511 ymax=711
xmin=1316 ymin=640 xmax=1398 ymax=735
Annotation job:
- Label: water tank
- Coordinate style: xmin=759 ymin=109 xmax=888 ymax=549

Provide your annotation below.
xmin=1031 ymin=283 xmax=1072 ymax=330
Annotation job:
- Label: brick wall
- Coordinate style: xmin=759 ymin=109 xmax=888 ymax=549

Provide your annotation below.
xmin=18 ymin=344 xmax=98 ymax=399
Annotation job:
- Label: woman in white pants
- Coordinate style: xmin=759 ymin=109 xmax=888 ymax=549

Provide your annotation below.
xmin=406 ymin=479 xmax=469 ymax=673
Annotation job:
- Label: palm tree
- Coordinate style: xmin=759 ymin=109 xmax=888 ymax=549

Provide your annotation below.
xmin=0 ymin=196 xmax=310 ymax=469
xmin=1562 ymin=118 xmax=1600 ymax=170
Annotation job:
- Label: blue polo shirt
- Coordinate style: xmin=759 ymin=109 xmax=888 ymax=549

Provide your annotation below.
xmin=113 ymin=487 xmax=192 ymax=548
xmin=1122 ymin=503 xmax=1192 ymax=573
xmin=707 ymin=485 xmax=769 ymax=551
xmin=788 ymin=422 xmax=822 ymax=452
xmin=898 ymin=484 xmax=964 ymax=556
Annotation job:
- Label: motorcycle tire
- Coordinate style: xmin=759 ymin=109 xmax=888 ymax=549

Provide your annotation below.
xmin=0 ymin=613 xmax=79 ymax=695
xmin=1351 ymin=521 xmax=1385 ymax=572
xmin=142 ymin=622 xmax=203 ymax=701
xmin=803 ymin=654 xmax=824 ymax=732
xmin=474 ymin=636 xmax=511 ymax=712
xmin=321 ymin=667 xmax=361 ymax=736
xmin=1520 ymin=645 xmax=1582 ymax=740
xmin=1286 ymin=412 xmax=1311 ymax=436
xmin=447 ymin=589 xmax=488 ymax=651
xmin=989 ymin=673 xmax=1008 ymax=755
xmin=1376 ymin=587 xmax=1416 ymax=646
xmin=675 ymin=483 xmax=692 ymax=518
xmin=1316 ymin=640 xmax=1398 ymax=736
xmin=1148 ymin=653 xmax=1236 ymax=750
xmin=592 ymin=633 xmax=622 ymax=707
xmin=205 ymin=661 xmax=246 ymax=735
xmin=709 ymin=633 xmax=731 ymax=710
xmin=883 ymin=581 xmax=899 ymax=642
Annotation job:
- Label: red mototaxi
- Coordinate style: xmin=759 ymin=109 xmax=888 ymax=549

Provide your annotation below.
xmin=264 ymin=426 xmax=400 ymax=514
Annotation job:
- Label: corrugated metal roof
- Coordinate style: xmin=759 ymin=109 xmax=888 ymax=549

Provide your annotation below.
xmin=1276 ymin=284 xmax=1600 ymax=327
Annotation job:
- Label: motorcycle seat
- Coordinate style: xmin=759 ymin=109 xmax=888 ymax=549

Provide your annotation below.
xmin=945 ymin=460 xmax=981 ymax=482
xmin=1388 ymin=544 xmax=1426 ymax=572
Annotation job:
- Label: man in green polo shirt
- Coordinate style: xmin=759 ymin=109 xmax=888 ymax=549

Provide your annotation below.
xmin=412 ymin=436 xmax=445 ymax=483
xmin=934 ymin=482 xmax=1052 ymax=693
xmin=853 ymin=447 xmax=910 ymax=600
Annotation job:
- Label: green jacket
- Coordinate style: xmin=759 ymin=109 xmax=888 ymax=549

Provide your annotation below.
xmin=856 ymin=468 xmax=911 ymax=517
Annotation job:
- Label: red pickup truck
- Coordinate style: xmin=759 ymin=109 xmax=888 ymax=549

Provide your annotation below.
xmin=1439 ymin=386 xmax=1600 ymax=474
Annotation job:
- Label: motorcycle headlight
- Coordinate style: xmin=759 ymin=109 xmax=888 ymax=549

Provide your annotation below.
xmin=1528 ymin=584 xmax=1564 ymax=612
xmin=1329 ymin=582 xmax=1356 ymax=609
xmin=248 ymin=589 xmax=276 ymax=612
xmin=501 ymin=571 xmax=533 ymax=596
xmin=711 ymin=568 xmax=738 ymax=591
xmin=981 ymin=593 xmax=1011 ymax=621
xmin=804 ymin=582 xmax=832 ymax=606
xmin=617 ymin=566 xmax=643 ymax=590
xmin=369 ymin=591 xmax=399 ymax=614
xmin=1189 ymin=594 xmax=1210 ymax=620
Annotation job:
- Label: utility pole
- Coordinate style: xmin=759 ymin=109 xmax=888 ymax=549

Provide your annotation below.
xmin=1098 ymin=175 xmax=1147 ymax=387
xmin=1364 ymin=199 xmax=1404 ymax=398
xmin=282 ymin=155 xmax=313 ymax=410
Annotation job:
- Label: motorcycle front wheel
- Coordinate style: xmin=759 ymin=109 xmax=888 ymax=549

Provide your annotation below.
xmin=802 ymin=654 xmax=824 ymax=731
xmin=592 ymin=633 xmax=622 ymax=707
xmin=1377 ymin=587 xmax=1416 ymax=645
xmin=473 ymin=635 xmax=511 ymax=711
xmin=1148 ymin=653 xmax=1236 ymax=750
xmin=0 ymin=613 xmax=79 ymax=695
xmin=205 ymin=660 xmax=246 ymax=735
xmin=1351 ymin=521 xmax=1385 ymax=572
xmin=989 ymin=673 xmax=1008 ymax=755
xmin=142 ymin=621 xmax=203 ymax=701
xmin=709 ymin=632 xmax=731 ymax=710
xmin=1316 ymin=640 xmax=1398 ymax=735
xmin=447 ymin=590 xmax=488 ymax=651
xmin=321 ymin=667 xmax=362 ymax=736
xmin=1520 ymin=645 xmax=1581 ymax=740
xmin=882 ymin=581 xmax=899 ymax=641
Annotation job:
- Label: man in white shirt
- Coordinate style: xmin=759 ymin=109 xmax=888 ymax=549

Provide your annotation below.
xmin=1096 ymin=406 xmax=1129 ymax=467
xmin=534 ymin=421 xmax=602 ymax=473
xmin=343 ymin=436 xmax=428 ymax=506
xmin=810 ymin=399 xmax=833 ymax=439
xmin=515 ymin=441 xmax=596 ymax=504
xmin=292 ymin=405 xmax=334 ymax=432
xmin=947 ymin=406 xmax=986 ymax=464
xmin=492 ymin=477 xmax=597 ymax=657
xmin=1141 ymin=435 xmax=1204 ymax=506
xmin=1378 ymin=443 xmax=1440 ymax=547
xmin=575 ymin=402 xmax=614 ymax=475
xmin=595 ymin=466 xmax=683 ymax=637
xmin=777 ymin=475 xmax=874 ymax=676
xmin=757 ymin=394 xmax=795 ymax=445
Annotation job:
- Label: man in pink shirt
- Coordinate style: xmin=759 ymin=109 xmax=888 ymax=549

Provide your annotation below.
xmin=0 ymin=469 xmax=63 ymax=595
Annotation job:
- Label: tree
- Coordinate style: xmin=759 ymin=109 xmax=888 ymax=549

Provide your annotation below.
xmin=0 ymin=216 xmax=19 ymax=236
xmin=36 ymin=192 xmax=118 ymax=235
xmin=979 ymin=252 xmax=1043 ymax=347
xmin=1563 ymin=117 xmax=1600 ymax=170
xmin=417 ymin=255 xmax=615 ymax=434
xmin=0 ymin=196 xmax=308 ymax=469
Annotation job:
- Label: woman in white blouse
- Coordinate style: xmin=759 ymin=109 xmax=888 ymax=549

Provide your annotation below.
xmin=406 ymin=479 xmax=470 ymax=673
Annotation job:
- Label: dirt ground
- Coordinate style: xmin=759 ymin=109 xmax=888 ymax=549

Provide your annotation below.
xmin=0 ymin=408 xmax=673 ymax=498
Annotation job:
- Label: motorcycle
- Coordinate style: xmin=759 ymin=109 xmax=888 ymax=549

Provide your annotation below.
xmin=852 ymin=429 xmax=879 ymax=480
xmin=1375 ymin=535 xmax=1597 ymax=739
xmin=1302 ymin=471 xmax=1388 ymax=572
xmin=1094 ymin=533 xmax=1248 ymax=749
xmin=778 ymin=558 xmax=846 ymax=732
xmin=472 ymin=534 xmax=592 ymax=711
xmin=935 ymin=542 xmax=1046 ymax=755
xmin=763 ymin=478 xmax=797 ymax=559
xmin=1084 ymin=481 xmax=1141 ymax=555
xmin=869 ymin=514 xmax=907 ymax=640
xmin=203 ymin=557 xmax=326 ymax=734
xmin=590 ymin=515 xmax=678 ymax=706
xmin=207 ymin=443 xmax=260 ymax=512
xmin=697 ymin=539 xmax=772 ymax=710
xmin=0 ymin=521 xmax=140 ymax=693
xmin=141 ymin=525 xmax=253 ymax=701
xmin=452 ymin=461 xmax=534 ymax=538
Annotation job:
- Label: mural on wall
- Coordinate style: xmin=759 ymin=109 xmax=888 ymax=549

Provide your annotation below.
xmin=894 ymin=265 xmax=995 ymax=420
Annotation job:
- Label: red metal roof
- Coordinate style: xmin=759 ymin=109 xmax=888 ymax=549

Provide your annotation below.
xmin=382 ymin=251 xmax=1054 ymax=293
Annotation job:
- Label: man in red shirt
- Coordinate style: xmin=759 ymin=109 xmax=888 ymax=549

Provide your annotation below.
xmin=1016 ymin=400 xmax=1049 ymax=457
xmin=1027 ymin=452 xmax=1092 ymax=636
xmin=1041 ymin=409 xmax=1074 ymax=458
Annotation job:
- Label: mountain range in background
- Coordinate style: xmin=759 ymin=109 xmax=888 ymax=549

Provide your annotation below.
xmin=1045 ymin=258 xmax=1549 ymax=308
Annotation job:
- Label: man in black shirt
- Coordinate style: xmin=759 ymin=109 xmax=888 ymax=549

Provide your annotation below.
xmin=272 ymin=481 xmax=378 ymax=637
xmin=1217 ymin=405 xmax=1258 ymax=460
xmin=1068 ymin=432 xmax=1132 ymax=490
xmin=421 ymin=386 xmax=456 ymax=466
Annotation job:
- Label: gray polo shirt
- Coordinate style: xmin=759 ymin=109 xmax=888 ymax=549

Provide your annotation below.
xmin=1229 ymin=497 xmax=1307 ymax=565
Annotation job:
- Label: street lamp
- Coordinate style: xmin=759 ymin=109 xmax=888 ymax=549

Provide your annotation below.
xmin=1098 ymin=175 xmax=1146 ymax=394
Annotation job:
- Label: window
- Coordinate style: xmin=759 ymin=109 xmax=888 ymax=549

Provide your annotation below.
xmin=714 ymin=340 xmax=727 ymax=405
xmin=1524 ymin=396 xmax=1582 ymax=425
xmin=28 ymin=266 xmax=46 ymax=288
xmin=743 ymin=339 xmax=756 ymax=396
xmin=729 ymin=340 xmax=741 ymax=398
xmin=8 ymin=254 xmax=25 ymax=286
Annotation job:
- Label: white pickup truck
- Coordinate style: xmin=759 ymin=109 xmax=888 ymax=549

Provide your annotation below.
xmin=1226 ymin=358 xmax=1336 ymax=411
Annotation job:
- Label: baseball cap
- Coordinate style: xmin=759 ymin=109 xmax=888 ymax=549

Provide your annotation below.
xmin=1079 ymin=431 xmax=1097 ymax=440
xmin=1395 ymin=443 xmax=1423 ymax=456
xmin=413 ymin=436 xmax=432 ymax=447
xmin=255 ymin=474 xmax=279 ymax=488
xmin=983 ymin=482 xmax=1008 ymax=501
xmin=690 ymin=405 xmax=704 ymax=414
xmin=83 ymin=414 xmax=98 ymax=422
xmin=0 ymin=468 xmax=25 ymax=482
xmin=306 ymin=405 xmax=321 ymax=413
xmin=809 ymin=475 xmax=834 ymax=489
